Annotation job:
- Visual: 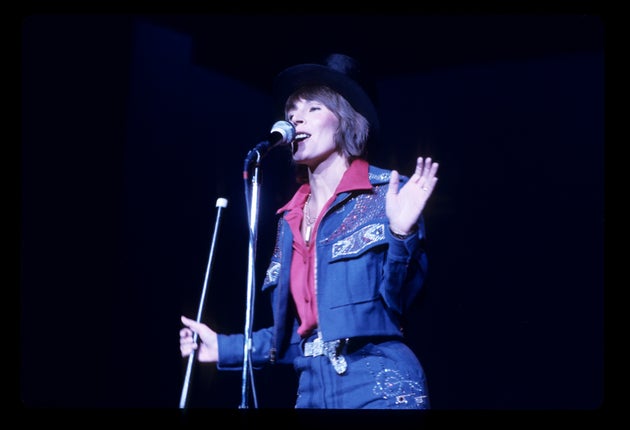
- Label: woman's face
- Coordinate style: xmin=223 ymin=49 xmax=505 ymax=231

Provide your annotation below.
xmin=287 ymin=98 xmax=339 ymax=167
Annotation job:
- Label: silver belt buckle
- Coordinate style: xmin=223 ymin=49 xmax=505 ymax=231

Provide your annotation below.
xmin=304 ymin=332 xmax=348 ymax=375
xmin=329 ymin=353 xmax=347 ymax=375
xmin=324 ymin=339 xmax=347 ymax=375
xmin=304 ymin=336 xmax=324 ymax=357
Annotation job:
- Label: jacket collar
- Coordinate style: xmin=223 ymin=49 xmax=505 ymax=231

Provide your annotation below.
xmin=276 ymin=158 xmax=374 ymax=215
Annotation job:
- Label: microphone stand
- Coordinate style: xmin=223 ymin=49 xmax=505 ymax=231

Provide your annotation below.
xmin=179 ymin=197 xmax=228 ymax=410
xmin=239 ymin=149 xmax=264 ymax=409
xmin=238 ymin=124 xmax=293 ymax=408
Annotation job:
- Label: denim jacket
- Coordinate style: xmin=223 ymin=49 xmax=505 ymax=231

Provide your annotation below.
xmin=217 ymin=164 xmax=428 ymax=370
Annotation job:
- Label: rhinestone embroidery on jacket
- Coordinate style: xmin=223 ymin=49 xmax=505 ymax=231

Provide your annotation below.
xmin=263 ymin=261 xmax=281 ymax=286
xmin=331 ymin=223 xmax=385 ymax=258
xmin=322 ymin=185 xmax=388 ymax=245
xmin=368 ymin=170 xmax=391 ymax=182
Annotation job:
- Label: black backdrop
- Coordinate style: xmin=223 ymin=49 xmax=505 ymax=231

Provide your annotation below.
xmin=20 ymin=12 xmax=605 ymax=425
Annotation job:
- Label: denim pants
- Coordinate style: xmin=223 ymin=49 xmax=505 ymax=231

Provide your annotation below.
xmin=293 ymin=336 xmax=430 ymax=409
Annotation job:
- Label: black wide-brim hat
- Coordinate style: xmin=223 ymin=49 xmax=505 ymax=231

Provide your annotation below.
xmin=272 ymin=53 xmax=380 ymax=138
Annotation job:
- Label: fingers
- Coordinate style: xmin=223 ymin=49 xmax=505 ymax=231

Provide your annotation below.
xmin=180 ymin=337 xmax=197 ymax=349
xmin=413 ymin=157 xmax=439 ymax=184
xmin=179 ymin=318 xmax=198 ymax=357
xmin=414 ymin=157 xmax=433 ymax=175
xmin=414 ymin=157 xmax=425 ymax=179
xmin=422 ymin=157 xmax=439 ymax=179
xmin=390 ymin=157 xmax=439 ymax=193
xmin=180 ymin=343 xmax=197 ymax=357
xmin=180 ymin=316 xmax=197 ymax=340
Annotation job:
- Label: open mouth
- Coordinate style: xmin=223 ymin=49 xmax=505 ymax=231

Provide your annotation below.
xmin=291 ymin=133 xmax=310 ymax=154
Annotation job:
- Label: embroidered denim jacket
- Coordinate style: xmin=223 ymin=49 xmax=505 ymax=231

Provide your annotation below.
xmin=217 ymin=165 xmax=428 ymax=370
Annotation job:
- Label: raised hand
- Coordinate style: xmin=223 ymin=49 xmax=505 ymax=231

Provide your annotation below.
xmin=386 ymin=157 xmax=439 ymax=236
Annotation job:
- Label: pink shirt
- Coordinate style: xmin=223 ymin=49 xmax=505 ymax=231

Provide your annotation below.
xmin=275 ymin=159 xmax=372 ymax=338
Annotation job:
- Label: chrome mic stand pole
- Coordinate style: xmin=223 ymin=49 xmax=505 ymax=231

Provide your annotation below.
xmin=179 ymin=197 xmax=228 ymax=410
xmin=238 ymin=122 xmax=295 ymax=409
xmin=239 ymin=151 xmax=263 ymax=409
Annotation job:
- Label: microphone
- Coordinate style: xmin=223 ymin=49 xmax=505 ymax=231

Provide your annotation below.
xmin=244 ymin=121 xmax=296 ymax=168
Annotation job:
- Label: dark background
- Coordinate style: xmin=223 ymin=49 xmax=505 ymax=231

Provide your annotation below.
xmin=20 ymin=11 xmax=605 ymax=424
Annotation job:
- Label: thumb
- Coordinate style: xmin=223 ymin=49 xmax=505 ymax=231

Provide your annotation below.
xmin=387 ymin=170 xmax=400 ymax=196
xmin=181 ymin=315 xmax=197 ymax=328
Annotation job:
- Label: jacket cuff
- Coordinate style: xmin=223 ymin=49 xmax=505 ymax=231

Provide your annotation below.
xmin=387 ymin=226 xmax=421 ymax=261
xmin=216 ymin=333 xmax=245 ymax=371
